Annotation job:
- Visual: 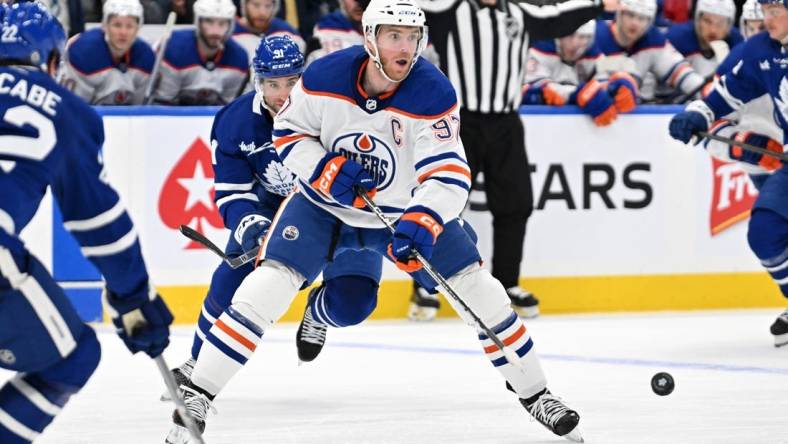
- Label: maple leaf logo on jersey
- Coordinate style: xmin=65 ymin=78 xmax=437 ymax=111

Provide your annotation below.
xmin=775 ymin=77 xmax=788 ymax=126
xmin=262 ymin=160 xmax=296 ymax=196
xmin=331 ymin=132 xmax=396 ymax=191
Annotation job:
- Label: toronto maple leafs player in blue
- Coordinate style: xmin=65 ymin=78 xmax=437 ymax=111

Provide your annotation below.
xmin=0 ymin=3 xmax=173 ymax=443
xmin=669 ymin=0 xmax=788 ymax=347
xmin=163 ymin=35 xmax=384 ymax=415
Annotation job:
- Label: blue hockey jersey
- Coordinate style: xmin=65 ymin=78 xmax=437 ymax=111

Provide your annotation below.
xmin=666 ymin=21 xmax=743 ymax=80
xmin=705 ymin=32 xmax=788 ymax=144
xmin=0 ymin=66 xmax=149 ymax=297
xmin=211 ymin=91 xmax=296 ymax=232
xmin=62 ymin=28 xmax=155 ymax=105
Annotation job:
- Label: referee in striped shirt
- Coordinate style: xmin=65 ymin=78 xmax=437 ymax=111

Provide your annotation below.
xmin=411 ymin=0 xmax=617 ymax=319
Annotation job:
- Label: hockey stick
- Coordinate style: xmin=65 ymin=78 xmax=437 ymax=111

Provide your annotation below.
xmin=179 ymin=225 xmax=260 ymax=269
xmin=155 ymin=355 xmax=207 ymax=444
xmin=356 ymin=191 xmax=524 ymax=369
xmin=143 ymin=11 xmax=177 ymax=105
xmin=698 ymin=131 xmax=788 ymax=162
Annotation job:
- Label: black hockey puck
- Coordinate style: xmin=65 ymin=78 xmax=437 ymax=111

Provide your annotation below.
xmin=651 ymin=372 xmax=675 ymax=396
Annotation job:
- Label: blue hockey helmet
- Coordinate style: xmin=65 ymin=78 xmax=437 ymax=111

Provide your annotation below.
xmin=252 ymin=35 xmax=305 ymax=79
xmin=0 ymin=2 xmax=65 ymax=70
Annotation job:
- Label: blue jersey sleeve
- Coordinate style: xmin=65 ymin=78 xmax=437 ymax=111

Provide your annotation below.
xmin=212 ymin=117 xmax=262 ymax=231
xmin=704 ymin=35 xmax=770 ymax=118
xmin=51 ymin=105 xmax=149 ymax=298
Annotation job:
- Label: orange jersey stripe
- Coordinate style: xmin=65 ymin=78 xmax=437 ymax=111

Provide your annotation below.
xmin=483 ymin=324 xmax=526 ymax=354
xmin=273 ymin=133 xmax=310 ymax=149
xmin=417 ymin=164 xmax=472 ymax=183
xmin=215 ymin=319 xmax=257 ymax=352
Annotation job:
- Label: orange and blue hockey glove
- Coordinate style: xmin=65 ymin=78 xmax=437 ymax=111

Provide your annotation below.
xmin=571 ymin=80 xmax=617 ymax=127
xmin=730 ymin=132 xmax=784 ymax=172
xmin=388 ymin=207 xmax=444 ymax=273
xmin=310 ymin=152 xmax=377 ymax=208
xmin=607 ymin=71 xmax=639 ymax=113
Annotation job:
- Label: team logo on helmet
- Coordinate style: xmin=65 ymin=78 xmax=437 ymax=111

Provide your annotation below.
xmin=332 ymin=132 xmax=396 ymax=191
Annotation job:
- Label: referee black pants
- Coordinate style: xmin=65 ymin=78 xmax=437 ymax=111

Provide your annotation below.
xmin=460 ymin=108 xmax=534 ymax=289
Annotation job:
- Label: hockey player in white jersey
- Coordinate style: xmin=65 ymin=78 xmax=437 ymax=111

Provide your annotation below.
xmin=61 ymin=0 xmax=155 ymax=104
xmin=666 ymin=0 xmax=743 ymax=82
xmin=153 ymin=0 xmax=249 ymax=105
xmin=523 ymin=19 xmax=639 ymax=126
xmin=162 ymin=36 xmax=385 ymax=394
xmin=164 ymin=0 xmax=584 ymax=442
xmin=596 ymin=0 xmax=705 ymax=102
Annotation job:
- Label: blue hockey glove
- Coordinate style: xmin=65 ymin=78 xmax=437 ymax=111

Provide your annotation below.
xmin=521 ymin=84 xmax=545 ymax=105
xmin=570 ymin=80 xmax=617 ymax=126
xmin=730 ymin=132 xmax=784 ymax=172
xmin=388 ymin=208 xmax=444 ymax=273
xmin=310 ymin=153 xmax=376 ymax=208
xmin=234 ymin=214 xmax=271 ymax=252
xmin=104 ymin=285 xmax=173 ymax=358
xmin=669 ymin=100 xmax=714 ymax=144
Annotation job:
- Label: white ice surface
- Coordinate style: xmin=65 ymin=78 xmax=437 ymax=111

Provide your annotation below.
xmin=4 ymin=309 xmax=788 ymax=444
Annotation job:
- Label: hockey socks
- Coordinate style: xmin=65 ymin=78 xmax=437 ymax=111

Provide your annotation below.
xmin=192 ymin=305 xmax=264 ymax=395
xmin=480 ymin=311 xmax=547 ymax=398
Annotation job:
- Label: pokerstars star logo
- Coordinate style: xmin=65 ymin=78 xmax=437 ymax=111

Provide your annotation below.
xmin=331 ymin=132 xmax=396 ymax=191
xmin=159 ymin=138 xmax=224 ymax=249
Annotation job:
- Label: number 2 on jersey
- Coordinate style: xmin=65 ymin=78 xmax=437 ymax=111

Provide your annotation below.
xmin=0 ymin=105 xmax=57 ymax=172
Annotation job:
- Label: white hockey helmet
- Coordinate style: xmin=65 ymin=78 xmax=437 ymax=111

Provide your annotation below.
xmin=618 ymin=0 xmax=657 ymax=18
xmin=102 ymin=0 xmax=144 ymax=25
xmin=194 ymin=0 xmax=237 ymax=21
xmin=740 ymin=0 xmax=764 ymax=27
xmin=193 ymin=0 xmax=237 ymax=40
xmin=361 ymin=0 xmax=428 ymax=83
xmin=694 ymin=0 xmax=736 ymax=21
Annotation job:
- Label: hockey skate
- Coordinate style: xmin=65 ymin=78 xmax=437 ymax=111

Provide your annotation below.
xmin=296 ymin=286 xmax=328 ymax=363
xmin=160 ymin=358 xmax=195 ymax=401
xmin=770 ymin=309 xmax=788 ymax=347
xmin=520 ymin=389 xmax=583 ymax=442
xmin=165 ymin=383 xmax=215 ymax=444
xmin=407 ymin=286 xmax=440 ymax=321
xmin=507 ymin=286 xmax=540 ymax=318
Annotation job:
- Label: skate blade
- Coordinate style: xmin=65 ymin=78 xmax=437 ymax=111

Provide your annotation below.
xmin=774 ymin=333 xmax=788 ymax=348
xmin=513 ymin=305 xmax=539 ymax=319
xmin=563 ymin=427 xmax=584 ymax=443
